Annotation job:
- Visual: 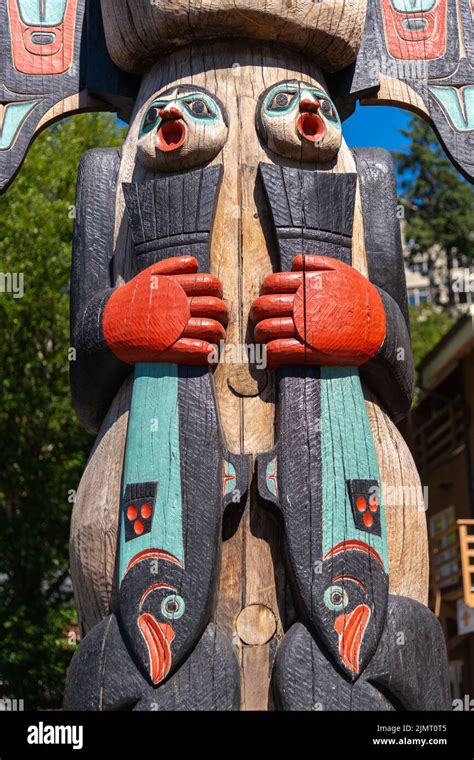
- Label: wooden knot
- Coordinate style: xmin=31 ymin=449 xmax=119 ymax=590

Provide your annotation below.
xmin=235 ymin=604 xmax=277 ymax=645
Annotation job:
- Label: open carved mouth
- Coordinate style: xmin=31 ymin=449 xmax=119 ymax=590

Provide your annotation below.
xmin=156 ymin=120 xmax=187 ymax=152
xmin=138 ymin=612 xmax=175 ymax=684
xmin=297 ymin=112 xmax=325 ymax=143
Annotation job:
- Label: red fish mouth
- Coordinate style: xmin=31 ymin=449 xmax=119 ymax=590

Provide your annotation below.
xmin=138 ymin=613 xmax=175 ymax=684
xmin=297 ymin=112 xmax=325 ymax=143
xmin=156 ymin=120 xmax=187 ymax=152
xmin=334 ymin=604 xmax=370 ymax=675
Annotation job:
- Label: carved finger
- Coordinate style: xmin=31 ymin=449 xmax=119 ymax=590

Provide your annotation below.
xmin=173 ymin=272 xmax=223 ymax=298
xmin=160 ymin=338 xmax=215 ymax=365
xmin=266 ymin=338 xmax=307 ymax=368
xmin=250 ymin=294 xmax=295 ymax=322
xmin=150 ymin=255 xmax=198 ymax=276
xmin=291 ymin=254 xmax=336 ymax=273
xmin=260 ymin=272 xmax=303 ymax=295
xmin=189 ymin=296 xmax=228 ymax=325
xmin=183 ymin=317 xmax=226 ymax=343
xmin=254 ymin=317 xmax=295 ymax=343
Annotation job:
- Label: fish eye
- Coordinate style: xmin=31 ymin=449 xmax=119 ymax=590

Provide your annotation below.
xmin=268 ymin=91 xmax=297 ymax=111
xmin=161 ymin=594 xmax=185 ymax=620
xmin=324 ymin=585 xmax=349 ymax=611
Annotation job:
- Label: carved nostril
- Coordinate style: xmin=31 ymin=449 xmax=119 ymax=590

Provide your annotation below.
xmin=159 ymin=107 xmax=184 ymax=121
xmin=299 ymin=98 xmax=320 ymax=113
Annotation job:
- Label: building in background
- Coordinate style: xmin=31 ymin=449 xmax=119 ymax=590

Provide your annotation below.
xmin=401 ymin=307 xmax=474 ymax=702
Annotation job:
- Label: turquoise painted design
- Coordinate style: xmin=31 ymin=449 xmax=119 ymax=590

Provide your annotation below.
xmin=391 ymin=0 xmax=436 ymax=11
xmin=16 ymin=0 xmax=67 ymax=26
xmin=263 ymin=82 xmax=341 ymax=130
xmin=119 ymin=363 xmax=184 ymax=582
xmin=320 ymin=366 xmax=389 ymax=571
xmin=429 ymin=86 xmax=474 ymax=132
xmin=139 ymin=90 xmax=221 ymax=138
xmin=266 ymin=458 xmax=278 ymax=497
xmin=223 ymin=460 xmax=236 ymax=496
xmin=0 ymin=101 xmax=38 ymax=151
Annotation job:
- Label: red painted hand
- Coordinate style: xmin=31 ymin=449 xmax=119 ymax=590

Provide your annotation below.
xmin=251 ymin=255 xmax=386 ymax=368
xmin=103 ymin=256 xmax=228 ymax=365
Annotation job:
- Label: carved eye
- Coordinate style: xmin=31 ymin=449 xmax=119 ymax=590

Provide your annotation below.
xmin=142 ymin=106 xmax=160 ymax=132
xmin=268 ymin=91 xmax=297 ymax=111
xmin=188 ymin=98 xmax=211 ymax=116
xmin=161 ymin=594 xmax=185 ymax=620
xmin=320 ymin=99 xmax=334 ymax=119
xmin=324 ymin=585 xmax=349 ymax=611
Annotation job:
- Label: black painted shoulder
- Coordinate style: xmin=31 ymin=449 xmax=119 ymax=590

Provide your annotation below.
xmin=71 ymin=147 xmax=121 ymax=313
xmin=70 ymin=147 xmax=130 ymax=433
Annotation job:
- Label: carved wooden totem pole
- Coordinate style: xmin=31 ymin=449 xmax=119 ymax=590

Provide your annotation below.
xmin=2 ymin=0 xmax=473 ymax=711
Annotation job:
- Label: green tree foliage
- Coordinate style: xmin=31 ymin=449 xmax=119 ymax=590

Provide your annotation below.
xmin=409 ymin=304 xmax=455 ymax=370
xmin=0 ymin=114 xmax=125 ymax=708
xmin=396 ymin=117 xmax=474 ymax=304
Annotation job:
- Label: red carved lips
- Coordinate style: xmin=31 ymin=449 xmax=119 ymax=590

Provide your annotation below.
xmin=297 ymin=99 xmax=325 ymax=143
xmin=156 ymin=108 xmax=187 ymax=152
xmin=138 ymin=613 xmax=175 ymax=684
xmin=334 ymin=603 xmax=371 ymax=675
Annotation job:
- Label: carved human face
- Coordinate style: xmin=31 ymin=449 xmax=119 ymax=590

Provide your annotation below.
xmin=257 ymin=80 xmax=342 ymax=163
xmin=136 ymin=85 xmax=229 ymax=172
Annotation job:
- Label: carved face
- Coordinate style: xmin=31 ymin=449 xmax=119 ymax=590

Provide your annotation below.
xmin=314 ymin=541 xmax=388 ymax=679
xmin=136 ymin=85 xmax=229 ymax=172
xmin=256 ymin=80 xmax=342 ymax=163
xmin=119 ymin=549 xmax=188 ymax=686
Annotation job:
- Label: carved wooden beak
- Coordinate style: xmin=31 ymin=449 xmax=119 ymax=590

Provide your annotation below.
xmin=138 ymin=613 xmax=175 ymax=684
xmin=334 ymin=604 xmax=371 ymax=676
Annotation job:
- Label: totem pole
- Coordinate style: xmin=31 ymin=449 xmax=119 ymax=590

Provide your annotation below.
xmin=1 ymin=0 xmax=473 ymax=711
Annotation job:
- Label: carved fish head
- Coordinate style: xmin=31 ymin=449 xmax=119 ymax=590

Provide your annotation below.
xmin=313 ymin=540 xmax=388 ymax=679
xmin=136 ymin=85 xmax=229 ymax=172
xmin=256 ymin=79 xmax=342 ymax=163
xmin=119 ymin=549 xmax=189 ymax=686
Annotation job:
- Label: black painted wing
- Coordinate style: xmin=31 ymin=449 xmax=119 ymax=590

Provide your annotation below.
xmin=330 ymin=0 xmax=474 ymax=182
xmin=0 ymin=0 xmax=138 ymax=192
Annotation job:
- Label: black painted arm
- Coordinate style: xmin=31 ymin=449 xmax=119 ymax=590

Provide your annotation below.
xmin=353 ymin=147 xmax=414 ymax=421
xmin=70 ymin=148 xmax=130 ymax=434
xmin=361 ymin=287 xmax=414 ymax=422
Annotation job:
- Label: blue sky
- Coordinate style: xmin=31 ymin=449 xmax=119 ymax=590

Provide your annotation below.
xmin=343 ymin=103 xmax=413 ymax=156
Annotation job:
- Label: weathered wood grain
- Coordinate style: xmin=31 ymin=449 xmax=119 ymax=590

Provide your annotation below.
xmin=100 ymin=0 xmax=367 ymax=75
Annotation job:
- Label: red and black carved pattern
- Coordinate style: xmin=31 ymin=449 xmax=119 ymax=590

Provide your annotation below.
xmin=124 ymin=481 xmax=157 ymax=542
xmin=345 ymin=0 xmax=474 ymax=181
xmin=347 ymin=479 xmax=382 ymax=536
xmin=0 ymin=1 xmax=138 ymax=192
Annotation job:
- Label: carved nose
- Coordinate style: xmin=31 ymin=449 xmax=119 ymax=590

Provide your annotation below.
xmin=299 ymin=99 xmax=320 ymax=113
xmin=159 ymin=107 xmax=184 ymax=121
